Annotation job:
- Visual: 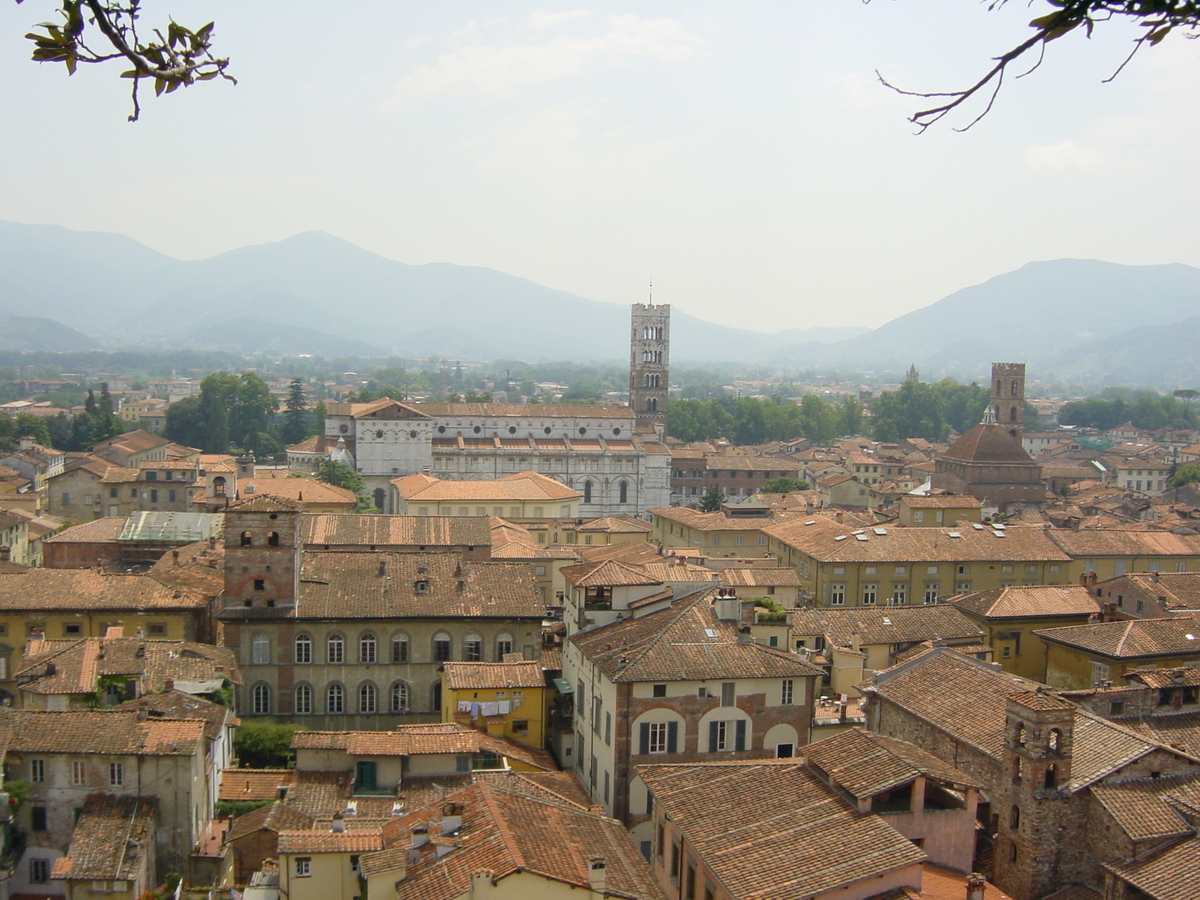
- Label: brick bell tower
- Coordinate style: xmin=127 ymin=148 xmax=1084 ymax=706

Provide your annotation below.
xmin=629 ymin=296 xmax=670 ymax=422
xmin=997 ymin=690 xmax=1074 ymax=900
xmin=991 ymin=362 xmax=1026 ymax=443
xmin=223 ymin=493 xmax=303 ymax=611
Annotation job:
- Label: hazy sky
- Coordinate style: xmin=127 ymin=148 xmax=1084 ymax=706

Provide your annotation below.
xmin=2 ymin=2 xmax=1197 ymax=331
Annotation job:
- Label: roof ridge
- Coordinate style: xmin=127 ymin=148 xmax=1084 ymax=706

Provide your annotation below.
xmin=619 ymin=590 xmax=713 ymax=672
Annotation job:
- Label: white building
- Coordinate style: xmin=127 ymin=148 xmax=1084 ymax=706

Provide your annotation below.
xmin=310 ymin=400 xmax=671 ymax=517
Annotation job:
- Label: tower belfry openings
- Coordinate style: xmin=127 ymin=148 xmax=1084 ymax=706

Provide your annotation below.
xmin=991 ymin=362 xmax=1025 ymax=442
xmin=629 ymin=298 xmax=670 ymax=421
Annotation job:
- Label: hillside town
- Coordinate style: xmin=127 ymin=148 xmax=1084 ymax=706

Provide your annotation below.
xmin=3 ymin=302 xmax=1200 ymax=900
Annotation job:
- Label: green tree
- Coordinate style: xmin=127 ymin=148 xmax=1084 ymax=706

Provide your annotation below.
xmin=760 ymin=476 xmax=810 ymax=494
xmin=1172 ymin=464 xmax=1200 ymax=487
xmin=872 ymin=382 xmax=948 ymax=443
xmin=698 ymin=485 xmax=725 ymax=512
xmin=282 ymin=378 xmax=308 ymax=445
xmin=233 ymin=721 xmax=298 ymax=768
xmin=317 ymin=459 xmax=365 ymax=496
xmin=18 ymin=0 xmax=235 ymax=122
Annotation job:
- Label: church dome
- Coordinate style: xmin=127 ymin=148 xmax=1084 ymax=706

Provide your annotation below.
xmin=942 ymin=423 xmax=1033 ymax=464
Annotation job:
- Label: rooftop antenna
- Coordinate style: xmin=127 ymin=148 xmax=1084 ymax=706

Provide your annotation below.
xmin=648 ymin=278 xmax=653 ymax=307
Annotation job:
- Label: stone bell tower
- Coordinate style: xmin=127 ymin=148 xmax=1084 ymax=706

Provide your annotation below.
xmin=991 ymin=362 xmax=1026 ymax=443
xmin=223 ymin=493 xmax=303 ymax=611
xmin=629 ymin=299 xmax=670 ymax=422
xmin=997 ymin=690 xmax=1074 ymax=900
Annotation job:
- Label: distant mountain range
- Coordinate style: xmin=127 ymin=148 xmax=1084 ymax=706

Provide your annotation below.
xmin=1 ymin=220 xmax=1198 ymax=385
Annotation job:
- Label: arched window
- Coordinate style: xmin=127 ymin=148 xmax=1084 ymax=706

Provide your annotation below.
xmin=294 ymin=683 xmax=312 ymax=715
xmin=431 ymin=680 xmax=442 ymax=712
xmin=267 ymin=531 xmax=280 ymax=547
xmin=240 ymin=531 xmax=253 ymax=547
xmin=1010 ymin=407 xmax=1018 ymax=422
xmin=495 ymin=633 xmax=514 ymax=661
xmin=390 ymin=633 xmax=409 ymax=664
xmin=1010 ymin=805 xmax=1020 ymax=829
xmin=583 ymin=480 xmax=592 ymax=504
xmin=433 ymin=632 xmax=451 ymax=662
xmin=463 ymin=632 xmax=483 ymax=662
xmin=647 ymin=398 xmax=657 ymax=412
xmin=1048 ymin=728 xmax=1061 ymax=752
xmin=1045 ymin=764 xmax=1058 ymax=789
xmin=294 ymin=634 xmax=312 ymax=664
xmin=1015 ymin=723 xmax=1027 ymax=747
xmin=391 ymin=681 xmax=411 ymax=713
xmin=359 ymin=633 xmax=377 ymax=664
xmin=251 ymin=683 xmax=271 ymax=715
xmin=213 ymin=476 xmax=227 ymax=496
xmin=326 ymin=683 xmax=345 ymax=714
xmin=373 ymin=488 xmax=386 ymax=511
xmin=619 ymin=482 xmax=628 ymax=504
xmin=327 ymin=634 xmax=344 ymax=664
xmin=1011 ymin=381 xmax=1019 ymax=397
xmin=359 ymin=682 xmax=377 ymax=714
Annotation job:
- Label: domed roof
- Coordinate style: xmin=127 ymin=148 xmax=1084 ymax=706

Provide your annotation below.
xmin=942 ymin=423 xmax=1033 ymax=464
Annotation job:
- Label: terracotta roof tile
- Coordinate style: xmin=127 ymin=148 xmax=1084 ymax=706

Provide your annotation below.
xmin=790 ymin=604 xmax=982 ymax=648
xmin=51 ymin=795 xmax=157 ymax=881
xmin=277 ymin=830 xmax=384 ymax=853
xmin=1035 ymin=617 xmax=1200 ymax=660
xmin=2 ymin=708 xmax=204 ymax=756
xmin=571 ymin=591 xmax=823 ymax=683
xmin=442 ymin=661 xmax=545 ymax=690
xmin=802 ymin=727 xmax=981 ymax=798
xmin=220 ymin=769 xmax=298 ymax=803
xmin=951 ymin=585 xmax=1101 ymax=619
xmin=0 ymin=569 xmax=209 ymax=612
xmin=638 ymin=761 xmax=925 ymax=900
xmin=303 ymin=514 xmax=489 ymax=548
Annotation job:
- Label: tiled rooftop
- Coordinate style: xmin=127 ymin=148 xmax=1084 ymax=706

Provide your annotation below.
xmin=52 ymin=795 xmax=157 ymax=881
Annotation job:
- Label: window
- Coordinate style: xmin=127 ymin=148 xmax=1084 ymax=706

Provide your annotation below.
xmin=721 ymin=682 xmax=735 ymax=707
xmin=781 ymin=679 xmax=794 ymax=705
xmin=1002 ymin=645 xmax=1012 ymax=659
xmin=252 ymin=578 xmax=265 ymax=592
xmin=359 ymin=682 xmax=377 ymax=713
xmin=147 ymin=622 xmax=166 ymax=636
xmin=31 ymin=806 xmax=46 ymax=831
xmin=327 ymin=683 xmax=345 ymax=714
xmin=433 ymin=633 xmax=452 ymax=662
xmin=251 ymin=634 xmax=270 ymax=665
xmin=923 ymin=583 xmax=939 ymax=604
xmin=861 ymin=584 xmax=877 ymax=605
xmin=295 ymin=858 xmax=311 ymax=878
xmin=495 ymin=633 xmax=513 ymax=660
xmin=605 ymin=711 xmax=612 ymax=745
xmin=619 ymin=482 xmax=628 ymax=504
xmin=891 ymin=584 xmax=907 ymax=605
xmin=359 ymin=633 xmax=377 ymax=664
xmin=925 ymin=566 xmax=939 ymax=576
xmin=390 ymin=681 xmax=410 ymax=713
xmin=640 ymin=721 xmax=678 ymax=754
xmin=72 ymin=760 xmax=85 ymax=785
xmin=295 ymin=684 xmax=312 ymax=715
xmin=391 ymin=634 xmax=409 ymax=663
xmin=830 ymin=583 xmax=846 ymax=605
xmin=30 ymin=859 xmax=49 ymax=884
xmin=64 ymin=622 xmax=81 ymax=636
xmin=583 ymin=481 xmax=592 ymax=504
xmin=109 ymin=762 xmax=124 ymax=786
xmin=708 ymin=719 xmax=747 ymax=751
xmin=1001 ymin=565 xmax=1014 ymax=575
xmin=652 ymin=684 xmax=667 ymax=698
xmin=327 ymin=634 xmax=344 ymax=664
xmin=252 ymin=683 xmax=271 ymax=715
xmin=295 ymin=635 xmax=312 ymax=664
xmin=957 ymin=565 xmax=970 ymax=575
xmin=463 ymin=633 xmax=483 ymax=661
xmin=30 ymin=759 xmax=44 ymax=783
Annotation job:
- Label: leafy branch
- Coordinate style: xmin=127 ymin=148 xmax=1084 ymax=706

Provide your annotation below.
xmin=877 ymin=0 xmax=1200 ymax=132
xmin=17 ymin=0 xmax=235 ymax=121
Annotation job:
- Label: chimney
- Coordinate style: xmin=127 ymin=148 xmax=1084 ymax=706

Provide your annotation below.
xmin=471 ymin=871 xmax=495 ymax=896
xmin=588 ymin=857 xmax=607 ymax=895
xmin=332 ymin=813 xmax=345 ymax=833
xmin=136 ymin=708 xmax=148 ymax=721
xmin=737 ymin=625 xmax=752 ymax=645
xmin=442 ymin=802 xmax=463 ymax=835
xmin=164 ymin=678 xmax=174 ymax=692
xmin=1152 ymin=571 xmax=1161 ymax=582
xmin=714 ymin=588 xmax=740 ymax=622
xmin=411 ymin=825 xmax=430 ymax=849
xmin=835 ymin=511 xmax=844 ymax=523
xmin=966 ymin=872 xmax=986 ymax=900
xmin=172 ymin=550 xmax=180 ymax=565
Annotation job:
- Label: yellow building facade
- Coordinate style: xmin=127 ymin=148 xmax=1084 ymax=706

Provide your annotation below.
xmin=441 ymin=660 xmax=547 ymax=747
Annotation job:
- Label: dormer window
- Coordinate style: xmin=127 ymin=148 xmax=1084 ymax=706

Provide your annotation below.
xmin=415 ymin=580 xmax=428 ymax=594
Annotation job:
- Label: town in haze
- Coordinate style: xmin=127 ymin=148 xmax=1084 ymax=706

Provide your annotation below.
xmin=4 ymin=1 xmax=1200 ymax=900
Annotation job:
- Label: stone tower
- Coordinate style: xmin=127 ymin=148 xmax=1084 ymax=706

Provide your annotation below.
xmin=997 ymin=691 xmax=1074 ymax=900
xmin=629 ymin=301 xmax=670 ymax=421
xmin=992 ymin=363 xmax=1026 ymax=443
xmin=223 ymin=493 xmax=303 ymax=611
